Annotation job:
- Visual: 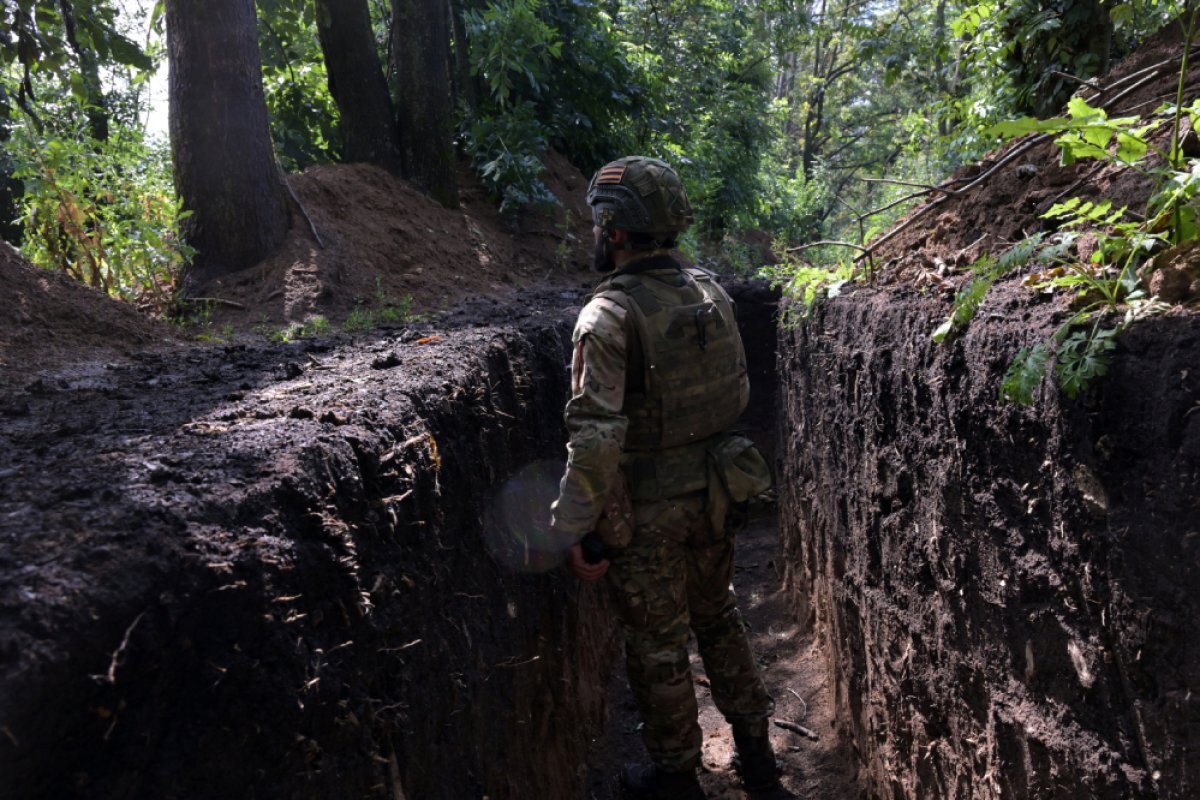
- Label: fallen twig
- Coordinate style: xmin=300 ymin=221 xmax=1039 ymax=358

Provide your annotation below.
xmin=855 ymin=135 xmax=1046 ymax=263
xmin=787 ymin=240 xmax=870 ymax=254
xmin=280 ymin=170 xmax=326 ymax=249
xmin=1050 ymin=70 xmax=1100 ymax=89
xmin=180 ymin=296 xmax=247 ymax=310
xmin=773 ymin=718 xmax=820 ymax=741
xmin=92 ymin=611 xmax=146 ymax=685
xmin=785 ymin=687 xmax=808 ymax=718
xmin=495 ymin=654 xmax=541 ymax=669
xmin=863 ymin=177 xmax=959 ymax=196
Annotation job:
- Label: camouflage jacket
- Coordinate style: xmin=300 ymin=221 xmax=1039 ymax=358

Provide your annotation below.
xmin=549 ymin=289 xmax=630 ymax=540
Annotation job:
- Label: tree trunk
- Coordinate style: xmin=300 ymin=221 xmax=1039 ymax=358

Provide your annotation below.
xmin=57 ymin=0 xmax=109 ymax=142
xmin=449 ymin=0 xmax=479 ymax=113
xmin=166 ymin=0 xmax=290 ymax=291
xmin=315 ymin=0 xmax=402 ymax=174
xmin=393 ymin=0 xmax=459 ymax=209
xmin=0 ymin=85 xmax=23 ymax=246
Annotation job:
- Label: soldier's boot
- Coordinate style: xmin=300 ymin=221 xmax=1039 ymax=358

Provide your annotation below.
xmin=619 ymin=763 xmax=707 ymax=800
xmin=732 ymin=720 xmax=782 ymax=794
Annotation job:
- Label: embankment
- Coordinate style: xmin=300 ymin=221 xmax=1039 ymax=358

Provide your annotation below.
xmin=779 ymin=287 xmax=1199 ymax=799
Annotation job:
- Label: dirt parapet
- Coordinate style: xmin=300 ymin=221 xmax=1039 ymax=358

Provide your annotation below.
xmin=779 ymin=289 xmax=1199 ymax=799
xmin=0 ymin=293 xmax=617 ymax=799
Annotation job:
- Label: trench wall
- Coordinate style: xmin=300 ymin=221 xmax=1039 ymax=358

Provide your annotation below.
xmin=1 ymin=281 xmax=782 ymax=800
xmin=1 ymin=310 xmax=616 ymax=800
xmin=779 ymin=288 xmax=1199 ymax=799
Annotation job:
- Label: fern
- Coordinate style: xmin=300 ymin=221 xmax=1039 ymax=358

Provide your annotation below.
xmin=1000 ymin=343 xmax=1051 ymax=405
xmin=1055 ymin=325 xmax=1118 ymax=399
xmin=932 ymin=234 xmax=1044 ymax=343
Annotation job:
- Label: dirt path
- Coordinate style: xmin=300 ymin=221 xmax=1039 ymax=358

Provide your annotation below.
xmin=583 ymin=508 xmax=861 ymax=800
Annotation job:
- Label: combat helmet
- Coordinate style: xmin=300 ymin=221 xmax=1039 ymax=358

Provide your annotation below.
xmin=587 ymin=156 xmax=693 ymax=246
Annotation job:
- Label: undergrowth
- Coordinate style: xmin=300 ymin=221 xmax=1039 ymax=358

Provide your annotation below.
xmin=11 ymin=116 xmax=193 ymax=311
xmin=936 ymin=11 xmax=1200 ymax=405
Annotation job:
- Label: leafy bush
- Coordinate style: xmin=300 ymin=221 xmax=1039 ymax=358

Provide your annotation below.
xmin=10 ymin=109 xmax=192 ymax=309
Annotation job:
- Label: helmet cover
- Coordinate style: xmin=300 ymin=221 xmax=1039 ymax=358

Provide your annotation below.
xmin=587 ymin=156 xmax=693 ymax=241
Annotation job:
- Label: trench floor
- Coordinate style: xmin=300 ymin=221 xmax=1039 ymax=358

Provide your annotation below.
xmin=583 ymin=509 xmax=861 ymax=799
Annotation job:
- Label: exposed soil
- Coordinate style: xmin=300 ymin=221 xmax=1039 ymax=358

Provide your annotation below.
xmin=4 ymin=18 xmax=1200 ymax=800
xmin=776 ymin=18 xmax=1200 ymax=800
xmin=1 ymin=146 xmax=822 ymax=798
xmin=0 ymin=149 xmax=594 ymax=384
xmin=870 ymin=19 xmax=1200 ymax=309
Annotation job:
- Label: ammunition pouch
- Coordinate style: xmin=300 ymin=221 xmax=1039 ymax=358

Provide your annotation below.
xmin=704 ymin=432 xmax=773 ymax=536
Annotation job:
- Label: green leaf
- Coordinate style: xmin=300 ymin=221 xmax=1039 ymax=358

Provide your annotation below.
xmin=1001 ymin=344 xmax=1051 ymax=406
xmin=931 ymin=318 xmax=953 ymax=343
xmin=1067 ymin=96 xmax=1104 ymax=121
xmin=1055 ymin=326 xmax=1118 ymax=399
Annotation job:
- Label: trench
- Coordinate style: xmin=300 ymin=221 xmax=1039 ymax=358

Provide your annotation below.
xmin=2 ymin=281 xmax=1197 ymax=799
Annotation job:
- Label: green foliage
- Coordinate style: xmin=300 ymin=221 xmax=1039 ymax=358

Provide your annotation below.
xmin=460 ymin=99 xmax=557 ymax=217
xmin=1055 ymin=322 xmax=1118 ymax=399
xmin=10 ymin=104 xmax=192 ymax=307
xmin=983 ymin=12 xmax=1200 ymax=406
xmin=762 ymin=257 xmax=857 ymax=320
xmin=1000 ymin=313 xmax=1125 ymax=406
xmin=257 ymin=0 xmax=341 ymax=170
xmin=955 ymin=1 xmax=1184 ymax=120
xmin=932 ymin=235 xmax=1045 ymax=343
xmin=343 ymin=279 xmax=419 ymax=332
xmin=0 ymin=0 xmax=152 ymax=80
xmin=460 ymin=0 xmax=563 ymax=217
xmin=1000 ymin=342 xmax=1051 ymax=405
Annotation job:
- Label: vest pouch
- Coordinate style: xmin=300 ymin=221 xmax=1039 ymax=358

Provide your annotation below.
xmin=709 ymin=433 xmax=772 ymax=502
xmin=705 ymin=432 xmax=773 ymax=536
xmin=594 ymin=472 xmax=635 ymax=550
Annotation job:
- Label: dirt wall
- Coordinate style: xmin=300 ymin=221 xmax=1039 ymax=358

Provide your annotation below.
xmin=1 ymin=295 xmax=618 ymax=800
xmin=779 ymin=288 xmax=1199 ymax=799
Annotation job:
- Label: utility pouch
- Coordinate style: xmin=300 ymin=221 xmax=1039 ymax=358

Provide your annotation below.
xmin=594 ymin=472 xmax=635 ymax=550
xmin=706 ymin=432 xmax=773 ymax=536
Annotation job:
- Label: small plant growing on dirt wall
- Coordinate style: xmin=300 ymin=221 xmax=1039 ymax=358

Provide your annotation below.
xmin=950 ymin=9 xmax=1200 ymax=404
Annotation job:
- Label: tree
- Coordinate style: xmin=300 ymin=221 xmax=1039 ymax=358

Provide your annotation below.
xmin=57 ymin=0 xmax=110 ymax=141
xmin=0 ymin=86 xmax=22 ymax=244
xmin=393 ymin=0 xmax=459 ymax=208
xmin=1003 ymin=0 xmax=1113 ymax=117
xmin=314 ymin=0 xmax=402 ymax=174
xmin=166 ymin=0 xmax=290 ymax=290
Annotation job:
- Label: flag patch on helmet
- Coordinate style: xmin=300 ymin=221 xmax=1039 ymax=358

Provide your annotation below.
xmin=596 ymin=164 xmax=627 ymax=185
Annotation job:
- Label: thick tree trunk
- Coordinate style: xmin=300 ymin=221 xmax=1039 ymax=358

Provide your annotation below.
xmin=315 ymin=0 xmax=402 ymax=174
xmin=393 ymin=0 xmax=459 ymax=209
xmin=166 ymin=0 xmax=290 ymax=291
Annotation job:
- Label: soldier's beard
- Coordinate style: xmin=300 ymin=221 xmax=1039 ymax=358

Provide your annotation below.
xmin=592 ymin=235 xmax=616 ymax=273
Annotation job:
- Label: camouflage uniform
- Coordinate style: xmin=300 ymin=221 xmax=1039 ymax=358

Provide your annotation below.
xmin=551 ymin=256 xmax=774 ymax=772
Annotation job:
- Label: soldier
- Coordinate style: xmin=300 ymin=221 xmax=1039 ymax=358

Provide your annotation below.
xmin=551 ymin=156 xmax=780 ymax=799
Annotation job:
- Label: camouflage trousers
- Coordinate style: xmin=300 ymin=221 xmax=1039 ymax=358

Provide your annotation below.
xmin=605 ymin=491 xmax=775 ymax=771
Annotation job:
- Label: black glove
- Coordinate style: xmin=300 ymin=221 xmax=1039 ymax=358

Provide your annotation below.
xmin=580 ymin=532 xmax=608 ymax=565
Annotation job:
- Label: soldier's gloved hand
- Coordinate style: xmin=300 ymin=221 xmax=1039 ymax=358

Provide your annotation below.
xmin=567 ymin=538 xmax=609 ymax=582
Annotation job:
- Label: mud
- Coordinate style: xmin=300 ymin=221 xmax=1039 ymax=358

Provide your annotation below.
xmin=1 ymin=289 xmax=621 ymax=799
xmin=1 ymin=273 xmax=793 ymax=799
xmin=779 ymin=284 xmax=1200 ymax=799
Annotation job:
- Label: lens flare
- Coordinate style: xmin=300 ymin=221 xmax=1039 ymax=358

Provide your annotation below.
xmin=485 ymin=459 xmax=575 ymax=573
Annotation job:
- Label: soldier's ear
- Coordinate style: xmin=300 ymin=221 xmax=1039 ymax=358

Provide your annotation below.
xmin=609 ymin=228 xmax=630 ymax=245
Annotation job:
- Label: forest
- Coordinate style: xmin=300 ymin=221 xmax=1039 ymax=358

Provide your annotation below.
xmin=0 ymin=1 xmax=1186 ymax=299
xmin=1 ymin=1 xmax=1198 ymax=799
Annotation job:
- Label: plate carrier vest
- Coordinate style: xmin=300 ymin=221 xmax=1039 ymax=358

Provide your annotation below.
xmin=592 ymin=264 xmax=750 ymax=500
